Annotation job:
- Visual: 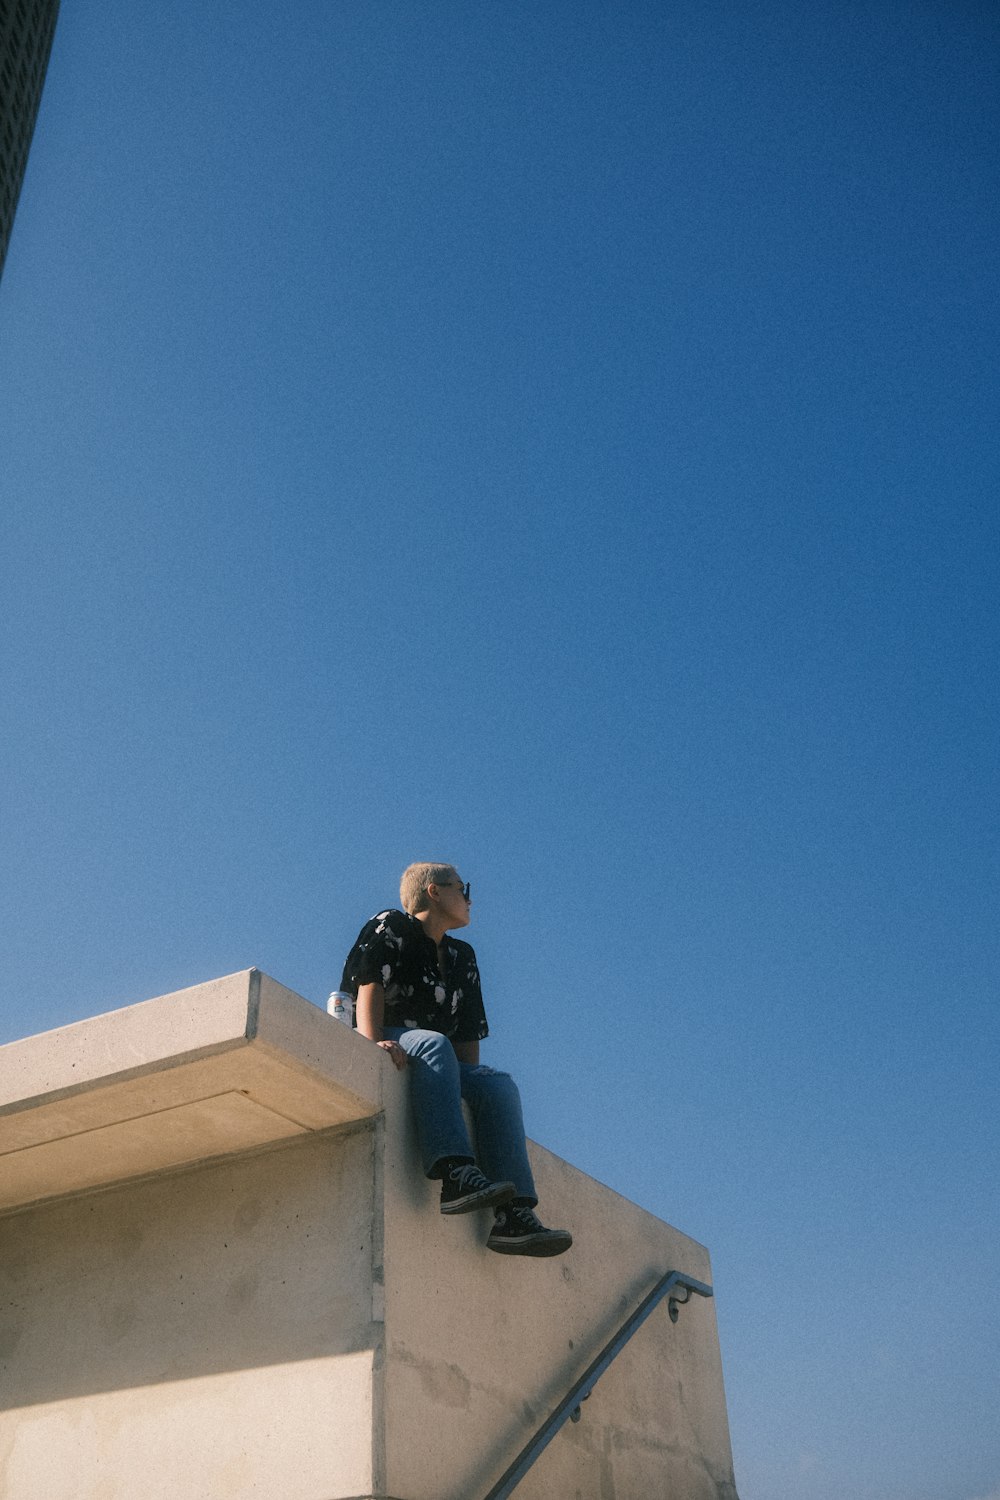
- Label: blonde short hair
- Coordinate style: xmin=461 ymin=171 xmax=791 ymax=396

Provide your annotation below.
xmin=400 ymin=862 xmax=456 ymax=914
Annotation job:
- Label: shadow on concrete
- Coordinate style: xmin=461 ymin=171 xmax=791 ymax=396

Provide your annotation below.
xmin=0 ymin=1125 xmax=378 ymax=1409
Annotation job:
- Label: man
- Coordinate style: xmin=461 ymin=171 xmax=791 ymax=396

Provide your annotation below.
xmin=340 ymin=862 xmax=572 ymax=1257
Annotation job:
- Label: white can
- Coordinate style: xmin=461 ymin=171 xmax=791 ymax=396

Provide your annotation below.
xmin=327 ymin=990 xmax=354 ymax=1026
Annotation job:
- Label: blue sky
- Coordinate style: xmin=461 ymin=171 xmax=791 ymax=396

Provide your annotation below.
xmin=2 ymin=3 xmax=998 ymax=1497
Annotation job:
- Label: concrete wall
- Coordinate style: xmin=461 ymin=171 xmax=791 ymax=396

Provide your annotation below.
xmin=0 ymin=974 xmax=739 ymax=1500
xmin=0 ymin=1129 xmax=380 ymax=1498
xmin=378 ymin=1064 xmax=737 ymax=1500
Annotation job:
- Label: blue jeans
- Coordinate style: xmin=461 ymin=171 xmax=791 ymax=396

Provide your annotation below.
xmin=382 ymin=1027 xmax=537 ymax=1205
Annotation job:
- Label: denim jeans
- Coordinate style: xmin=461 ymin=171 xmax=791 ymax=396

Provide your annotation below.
xmin=382 ymin=1027 xmax=537 ymax=1205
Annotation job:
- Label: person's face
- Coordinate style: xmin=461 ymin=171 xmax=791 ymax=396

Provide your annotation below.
xmin=430 ymin=870 xmax=472 ymax=930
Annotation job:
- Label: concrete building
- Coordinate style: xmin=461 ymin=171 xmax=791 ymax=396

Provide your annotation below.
xmin=0 ymin=0 xmax=60 ymax=281
xmin=0 ymin=970 xmax=740 ymax=1499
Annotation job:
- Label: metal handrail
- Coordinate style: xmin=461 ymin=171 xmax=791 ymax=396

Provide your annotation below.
xmin=482 ymin=1269 xmax=714 ymax=1500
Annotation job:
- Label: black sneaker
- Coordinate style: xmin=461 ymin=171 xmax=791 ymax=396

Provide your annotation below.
xmin=440 ymin=1163 xmax=517 ymax=1215
xmin=487 ymin=1204 xmax=573 ymax=1257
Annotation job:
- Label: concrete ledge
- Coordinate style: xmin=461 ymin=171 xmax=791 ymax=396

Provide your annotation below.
xmin=0 ymin=973 xmax=740 ymax=1499
xmin=0 ymin=971 xmax=383 ymax=1214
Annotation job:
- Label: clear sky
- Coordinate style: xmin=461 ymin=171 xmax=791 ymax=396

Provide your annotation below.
xmin=2 ymin=4 xmax=997 ymax=1498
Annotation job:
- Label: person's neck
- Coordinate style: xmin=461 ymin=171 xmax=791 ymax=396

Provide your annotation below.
xmin=412 ymin=909 xmax=449 ymax=945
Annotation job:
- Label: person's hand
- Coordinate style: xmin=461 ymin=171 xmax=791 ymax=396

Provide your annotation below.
xmin=377 ymin=1039 xmax=407 ymax=1071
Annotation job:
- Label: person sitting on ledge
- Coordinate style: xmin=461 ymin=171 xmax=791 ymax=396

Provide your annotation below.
xmin=340 ymin=861 xmax=572 ymax=1258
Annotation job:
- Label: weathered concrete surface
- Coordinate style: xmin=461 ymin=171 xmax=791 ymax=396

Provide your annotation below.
xmin=379 ymin=1062 xmax=738 ymax=1500
xmin=0 ymin=975 xmax=739 ymax=1500
xmin=0 ymin=1127 xmax=379 ymax=1498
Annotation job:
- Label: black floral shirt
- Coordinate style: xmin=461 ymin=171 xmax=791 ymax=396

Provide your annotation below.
xmin=340 ymin=908 xmax=489 ymax=1044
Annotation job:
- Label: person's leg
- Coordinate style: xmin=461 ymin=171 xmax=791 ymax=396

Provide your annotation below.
xmin=458 ymin=1063 xmax=537 ymax=1205
xmin=384 ymin=1028 xmax=516 ymax=1215
xmin=383 ymin=1027 xmax=471 ymax=1176
xmin=458 ymin=1061 xmax=573 ymax=1258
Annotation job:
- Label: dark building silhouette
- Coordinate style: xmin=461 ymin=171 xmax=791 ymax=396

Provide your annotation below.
xmin=1 ymin=0 xmax=60 ymax=281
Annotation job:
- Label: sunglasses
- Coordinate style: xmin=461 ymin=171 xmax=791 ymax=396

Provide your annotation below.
xmin=438 ymin=880 xmax=471 ymax=901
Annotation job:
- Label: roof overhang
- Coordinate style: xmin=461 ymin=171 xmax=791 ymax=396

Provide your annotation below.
xmin=0 ymin=970 xmax=382 ymax=1215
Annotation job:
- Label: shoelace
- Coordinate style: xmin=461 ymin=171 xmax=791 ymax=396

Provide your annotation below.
xmin=451 ymin=1164 xmax=488 ymax=1191
xmin=496 ymin=1204 xmax=543 ymax=1231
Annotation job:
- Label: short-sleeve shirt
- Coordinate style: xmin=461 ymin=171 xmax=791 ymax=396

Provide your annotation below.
xmin=340 ymin=908 xmax=489 ymax=1044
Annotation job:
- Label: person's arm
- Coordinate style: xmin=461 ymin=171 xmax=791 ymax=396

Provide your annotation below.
xmin=453 ymin=1039 xmax=479 ymax=1066
xmin=356 ymin=981 xmax=406 ymax=1071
